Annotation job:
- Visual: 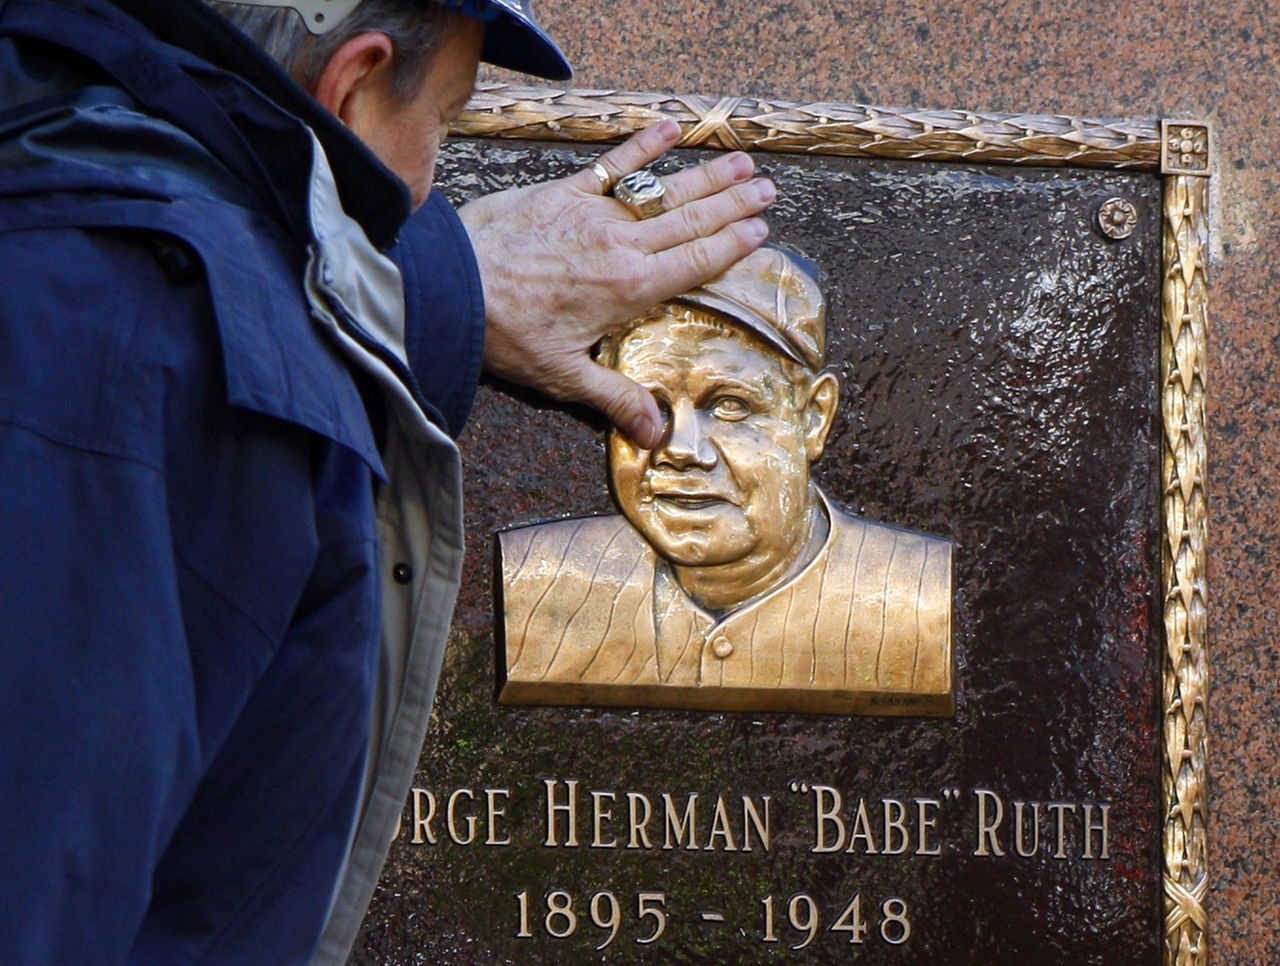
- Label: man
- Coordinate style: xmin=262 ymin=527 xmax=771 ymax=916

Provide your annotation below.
xmin=499 ymin=247 xmax=954 ymax=715
xmin=0 ymin=0 xmax=774 ymax=963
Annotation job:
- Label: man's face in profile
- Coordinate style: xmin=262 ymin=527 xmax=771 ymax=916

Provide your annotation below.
xmin=608 ymin=307 xmax=824 ymax=576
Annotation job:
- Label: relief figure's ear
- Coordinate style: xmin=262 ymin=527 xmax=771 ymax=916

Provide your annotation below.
xmin=803 ymin=370 xmax=839 ymax=462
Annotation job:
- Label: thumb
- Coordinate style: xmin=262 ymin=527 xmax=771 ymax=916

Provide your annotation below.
xmin=569 ymin=360 xmax=663 ymax=448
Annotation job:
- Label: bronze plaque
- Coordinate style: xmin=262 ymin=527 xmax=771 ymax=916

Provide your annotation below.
xmin=351 ymin=93 xmax=1208 ymax=966
xmin=497 ymin=244 xmax=955 ymax=717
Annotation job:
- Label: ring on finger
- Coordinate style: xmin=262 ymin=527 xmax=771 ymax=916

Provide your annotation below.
xmin=611 ymin=169 xmax=666 ymax=219
xmin=587 ymin=160 xmax=615 ymax=193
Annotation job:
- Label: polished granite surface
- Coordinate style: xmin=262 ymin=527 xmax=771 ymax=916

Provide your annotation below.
xmin=481 ymin=3 xmax=1278 ymax=961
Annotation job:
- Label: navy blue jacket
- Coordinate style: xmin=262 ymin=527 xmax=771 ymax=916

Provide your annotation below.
xmin=0 ymin=0 xmax=484 ymax=961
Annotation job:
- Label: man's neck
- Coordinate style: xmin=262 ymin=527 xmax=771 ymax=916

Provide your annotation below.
xmin=673 ymin=492 xmax=830 ymax=615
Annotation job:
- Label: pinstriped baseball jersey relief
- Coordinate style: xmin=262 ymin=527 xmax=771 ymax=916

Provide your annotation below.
xmin=498 ymin=491 xmax=952 ymax=715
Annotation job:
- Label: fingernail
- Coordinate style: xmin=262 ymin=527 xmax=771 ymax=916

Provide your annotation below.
xmin=628 ymin=412 xmax=661 ymax=448
xmin=747 ymin=217 xmax=769 ymax=241
xmin=728 ymin=152 xmax=754 ymax=179
xmin=656 ymin=120 xmax=680 ymax=141
xmin=755 ymin=179 xmax=777 ymax=204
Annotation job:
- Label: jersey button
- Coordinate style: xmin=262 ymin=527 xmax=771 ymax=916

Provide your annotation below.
xmin=392 ymin=563 xmax=413 ymax=585
xmin=710 ymin=635 xmax=734 ymax=659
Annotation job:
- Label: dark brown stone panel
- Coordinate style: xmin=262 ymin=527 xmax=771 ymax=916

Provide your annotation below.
xmin=354 ymin=141 xmax=1164 ymax=964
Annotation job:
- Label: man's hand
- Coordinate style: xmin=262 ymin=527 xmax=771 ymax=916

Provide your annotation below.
xmin=458 ymin=120 xmax=775 ymax=448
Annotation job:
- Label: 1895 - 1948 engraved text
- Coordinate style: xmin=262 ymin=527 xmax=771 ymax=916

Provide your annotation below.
xmin=401 ymin=778 xmax=1114 ymax=951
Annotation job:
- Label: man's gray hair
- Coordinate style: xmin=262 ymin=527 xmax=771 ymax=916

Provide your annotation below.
xmin=206 ymin=0 xmax=458 ymax=98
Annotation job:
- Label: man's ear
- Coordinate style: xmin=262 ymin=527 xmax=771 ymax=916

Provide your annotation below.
xmin=803 ymin=371 xmax=840 ymax=461
xmin=311 ymin=32 xmax=396 ymax=135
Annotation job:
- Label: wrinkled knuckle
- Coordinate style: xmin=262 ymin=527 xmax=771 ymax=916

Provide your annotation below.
xmin=685 ymin=243 xmax=716 ymax=281
xmin=676 ymin=203 xmax=708 ymax=239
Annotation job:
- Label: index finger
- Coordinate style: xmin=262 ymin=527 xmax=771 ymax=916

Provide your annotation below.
xmin=568 ymin=120 xmax=683 ymax=195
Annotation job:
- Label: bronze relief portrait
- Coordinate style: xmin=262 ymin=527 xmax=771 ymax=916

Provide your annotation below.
xmin=498 ymin=247 xmax=953 ymax=715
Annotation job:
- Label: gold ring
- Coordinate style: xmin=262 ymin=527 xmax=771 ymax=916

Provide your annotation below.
xmin=587 ymin=160 xmax=615 ymax=193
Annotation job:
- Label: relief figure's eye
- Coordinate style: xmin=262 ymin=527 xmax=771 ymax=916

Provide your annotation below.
xmin=709 ymin=396 xmax=751 ymax=421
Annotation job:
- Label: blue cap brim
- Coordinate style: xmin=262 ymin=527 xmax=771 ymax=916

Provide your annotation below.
xmin=482 ymin=8 xmax=572 ymax=80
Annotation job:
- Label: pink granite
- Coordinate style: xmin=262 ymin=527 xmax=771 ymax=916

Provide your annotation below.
xmin=483 ymin=2 xmax=1280 ymax=961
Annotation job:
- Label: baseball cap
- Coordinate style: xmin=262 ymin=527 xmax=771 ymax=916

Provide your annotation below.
xmin=472 ymin=0 xmax=571 ymax=80
xmin=675 ymin=246 xmax=827 ymax=371
xmin=219 ymin=0 xmax=572 ymax=80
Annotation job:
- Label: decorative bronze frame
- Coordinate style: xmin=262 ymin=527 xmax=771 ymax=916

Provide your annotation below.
xmin=451 ymin=87 xmax=1210 ymax=965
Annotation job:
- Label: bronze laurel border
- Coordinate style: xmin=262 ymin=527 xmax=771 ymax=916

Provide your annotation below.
xmin=452 ymin=86 xmax=1211 ymax=964
xmin=1160 ymin=124 xmax=1210 ymax=966
xmin=452 ymin=84 xmax=1161 ymax=169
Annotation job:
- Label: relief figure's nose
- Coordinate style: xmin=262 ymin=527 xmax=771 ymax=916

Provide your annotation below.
xmin=653 ymin=399 xmax=717 ymax=471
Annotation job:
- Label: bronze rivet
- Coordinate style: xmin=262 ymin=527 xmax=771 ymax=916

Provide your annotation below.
xmin=1096 ymin=197 xmax=1138 ymax=241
